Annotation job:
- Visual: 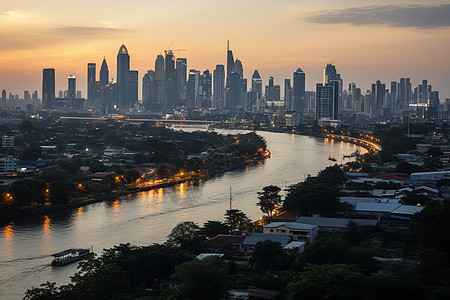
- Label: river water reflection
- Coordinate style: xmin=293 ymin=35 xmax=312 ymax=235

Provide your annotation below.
xmin=0 ymin=130 xmax=365 ymax=299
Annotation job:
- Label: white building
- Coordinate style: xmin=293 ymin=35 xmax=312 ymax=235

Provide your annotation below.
xmin=410 ymin=171 xmax=450 ymax=184
xmin=2 ymin=136 xmax=14 ymax=149
xmin=263 ymin=222 xmax=319 ymax=243
xmin=104 ymin=146 xmax=127 ymax=157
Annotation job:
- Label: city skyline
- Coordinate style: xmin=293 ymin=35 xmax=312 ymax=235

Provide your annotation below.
xmin=1 ymin=0 xmax=450 ymax=98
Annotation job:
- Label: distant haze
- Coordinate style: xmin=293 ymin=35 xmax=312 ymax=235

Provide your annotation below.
xmin=1 ymin=0 xmax=449 ymax=99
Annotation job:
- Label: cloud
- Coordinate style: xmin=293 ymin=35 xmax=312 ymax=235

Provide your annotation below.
xmin=304 ymin=4 xmax=450 ymax=29
xmin=53 ymin=26 xmax=133 ymax=36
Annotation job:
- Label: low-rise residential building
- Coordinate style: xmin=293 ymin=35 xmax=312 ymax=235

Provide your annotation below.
xmin=410 ymin=171 xmax=450 ymax=184
xmin=0 ymin=156 xmax=17 ymax=174
xmin=242 ymin=233 xmax=290 ymax=255
xmin=263 ymin=222 xmax=319 ymax=243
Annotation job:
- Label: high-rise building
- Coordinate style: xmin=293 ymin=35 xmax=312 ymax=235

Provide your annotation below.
xmin=99 ymin=58 xmax=109 ymax=87
xmin=235 ymin=59 xmax=243 ymax=78
xmin=176 ymin=58 xmax=187 ymax=107
xmin=42 ymin=68 xmax=55 ymax=109
xmin=225 ymin=72 xmax=242 ymax=110
xmin=248 ymin=70 xmax=262 ymax=111
xmin=371 ymin=80 xmax=386 ymax=110
xmin=265 ymin=77 xmax=280 ymax=102
xmin=68 ymin=75 xmax=76 ymax=99
xmin=164 ymin=50 xmax=176 ymax=109
xmin=87 ymin=63 xmax=96 ymax=103
xmin=323 ymin=64 xmax=343 ymax=111
xmin=1 ymin=90 xmax=6 ymax=107
xmin=226 ymin=41 xmax=235 ymax=77
xmin=127 ymin=70 xmax=138 ymax=108
xmin=24 ymin=91 xmax=31 ymax=101
xmin=213 ymin=64 xmax=225 ymax=109
xmin=284 ymin=79 xmax=292 ymax=111
xmin=117 ymin=44 xmax=130 ymax=108
xmin=293 ymin=68 xmax=305 ymax=114
xmin=348 ymin=83 xmax=361 ymax=112
xmin=142 ymin=70 xmax=155 ymax=111
xmin=187 ymin=69 xmax=200 ymax=108
xmin=154 ymin=55 xmax=164 ymax=111
xmin=315 ymin=81 xmax=339 ymax=120
xmin=199 ymin=70 xmax=212 ymax=109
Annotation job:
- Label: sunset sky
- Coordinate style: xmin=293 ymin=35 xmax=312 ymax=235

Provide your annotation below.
xmin=1 ymin=0 xmax=450 ymax=100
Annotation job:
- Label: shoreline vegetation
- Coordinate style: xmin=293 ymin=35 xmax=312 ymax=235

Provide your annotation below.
xmin=0 ymin=129 xmax=269 ymax=223
xmin=0 ymin=126 xmax=377 ymax=223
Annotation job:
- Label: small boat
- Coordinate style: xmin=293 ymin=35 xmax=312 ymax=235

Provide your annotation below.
xmin=51 ymin=248 xmax=93 ymax=266
xmin=328 ymin=156 xmax=337 ymax=162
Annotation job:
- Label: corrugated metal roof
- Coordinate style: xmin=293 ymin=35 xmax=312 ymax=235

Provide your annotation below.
xmin=355 ymin=202 xmax=401 ymax=212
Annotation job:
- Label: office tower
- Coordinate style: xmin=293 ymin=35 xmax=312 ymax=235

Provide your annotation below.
xmin=226 ymin=41 xmax=235 ymax=77
xmin=225 ymin=72 xmax=242 ymax=110
xmin=117 ymin=44 xmax=130 ymax=108
xmin=389 ymin=81 xmax=398 ymax=112
xmin=142 ymin=70 xmax=155 ymax=111
xmin=428 ymin=90 xmax=439 ymax=118
xmin=293 ymin=68 xmax=305 ymax=114
xmin=187 ymin=69 xmax=200 ymax=108
xmin=348 ymin=83 xmax=362 ymax=112
xmin=77 ymin=90 xmax=82 ymax=98
xmin=87 ymin=63 xmax=96 ymax=103
xmin=235 ymin=59 xmax=243 ymax=78
xmin=371 ymin=80 xmax=386 ymax=110
xmin=284 ymin=79 xmax=292 ymax=111
xmin=1 ymin=90 xmax=6 ymax=105
xmin=421 ymin=80 xmax=428 ymax=104
xmin=323 ymin=64 xmax=343 ymax=110
xmin=248 ymin=70 xmax=262 ymax=111
xmin=42 ymin=68 xmax=55 ymax=109
xmin=127 ymin=70 xmax=138 ymax=108
xmin=198 ymin=70 xmax=212 ymax=109
xmin=154 ymin=55 xmax=164 ymax=110
xmin=24 ymin=91 xmax=30 ymax=101
xmin=176 ymin=58 xmax=187 ymax=107
xmin=164 ymin=50 xmax=176 ymax=109
xmin=213 ymin=64 xmax=225 ymax=109
xmin=265 ymin=77 xmax=280 ymax=102
xmin=32 ymin=91 xmax=38 ymax=102
xmin=68 ymin=75 xmax=76 ymax=99
xmin=99 ymin=58 xmax=109 ymax=87
xmin=315 ymin=81 xmax=339 ymax=120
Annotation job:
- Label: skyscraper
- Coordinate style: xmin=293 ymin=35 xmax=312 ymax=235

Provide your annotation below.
xmin=99 ymin=58 xmax=109 ymax=87
xmin=293 ymin=68 xmax=305 ymax=114
xmin=213 ymin=65 xmax=225 ymax=109
xmin=284 ymin=79 xmax=292 ymax=111
xmin=176 ymin=58 xmax=187 ymax=107
xmin=68 ymin=75 xmax=76 ymax=99
xmin=265 ymin=77 xmax=280 ymax=102
xmin=117 ymin=44 xmax=130 ymax=108
xmin=42 ymin=68 xmax=55 ymax=109
xmin=315 ymin=81 xmax=339 ymax=120
xmin=371 ymin=80 xmax=386 ymax=110
xmin=154 ymin=55 xmax=164 ymax=110
xmin=127 ymin=70 xmax=138 ymax=108
xmin=323 ymin=64 xmax=343 ymax=111
xmin=87 ymin=63 xmax=96 ymax=104
xmin=187 ymin=69 xmax=200 ymax=108
xmin=226 ymin=41 xmax=235 ymax=77
xmin=199 ymin=70 xmax=212 ymax=109
xmin=164 ymin=50 xmax=176 ymax=109
xmin=143 ymin=70 xmax=155 ymax=111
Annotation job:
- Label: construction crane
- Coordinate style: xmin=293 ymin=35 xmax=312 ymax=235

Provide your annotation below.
xmin=164 ymin=42 xmax=185 ymax=56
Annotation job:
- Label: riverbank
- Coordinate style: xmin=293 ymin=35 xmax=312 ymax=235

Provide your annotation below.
xmin=0 ymin=156 xmax=269 ymax=223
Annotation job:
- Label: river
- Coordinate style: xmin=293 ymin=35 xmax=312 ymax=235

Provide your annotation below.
xmin=0 ymin=130 xmax=365 ymax=299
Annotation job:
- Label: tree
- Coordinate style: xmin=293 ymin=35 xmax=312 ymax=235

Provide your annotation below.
xmin=172 ymin=257 xmax=232 ymax=300
xmin=224 ymin=209 xmax=251 ymax=234
xmin=166 ymin=221 xmax=206 ymax=253
xmin=257 ymin=185 xmax=282 ymax=217
xmin=123 ymin=169 xmax=140 ymax=185
xmin=250 ymin=240 xmax=292 ymax=271
xmin=287 ymin=264 xmax=367 ymax=300
xmin=283 ymin=178 xmax=340 ymax=216
xmin=7 ymin=178 xmax=46 ymax=207
xmin=201 ymin=220 xmax=229 ymax=238
xmin=317 ymin=165 xmax=346 ymax=185
xmin=48 ymin=180 xmax=76 ymax=205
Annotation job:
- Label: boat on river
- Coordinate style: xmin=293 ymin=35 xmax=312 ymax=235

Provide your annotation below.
xmin=51 ymin=248 xmax=93 ymax=266
xmin=328 ymin=156 xmax=337 ymax=162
